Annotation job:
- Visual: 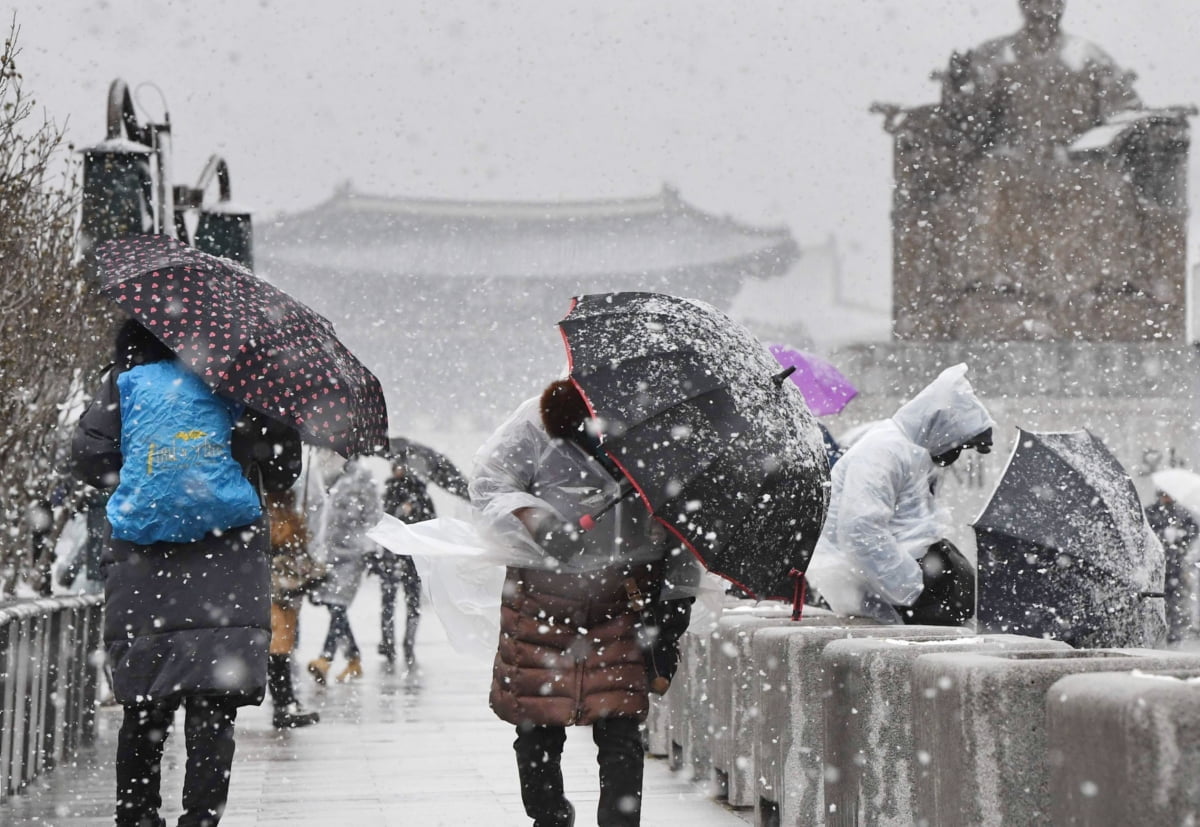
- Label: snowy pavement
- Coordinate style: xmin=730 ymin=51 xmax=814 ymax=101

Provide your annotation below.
xmin=4 ymin=577 xmax=750 ymax=826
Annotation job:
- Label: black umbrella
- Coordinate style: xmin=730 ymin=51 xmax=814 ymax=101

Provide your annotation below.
xmin=975 ymin=428 xmax=1165 ymax=648
xmin=558 ymin=291 xmax=829 ymax=600
xmin=388 ymin=436 xmax=469 ymax=499
xmin=95 ymin=234 xmax=388 ymax=458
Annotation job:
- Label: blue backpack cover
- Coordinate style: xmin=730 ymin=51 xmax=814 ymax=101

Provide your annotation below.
xmin=107 ymin=360 xmax=262 ymax=544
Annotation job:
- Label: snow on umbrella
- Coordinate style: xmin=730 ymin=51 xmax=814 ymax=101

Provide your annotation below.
xmin=95 ymin=234 xmax=389 ymax=458
xmin=767 ymin=344 xmax=858 ymax=416
xmin=558 ymin=291 xmax=829 ymax=599
xmin=974 ymin=428 xmax=1165 ymax=648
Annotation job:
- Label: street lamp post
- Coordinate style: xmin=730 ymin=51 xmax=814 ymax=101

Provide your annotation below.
xmin=79 ymin=79 xmax=252 ymax=267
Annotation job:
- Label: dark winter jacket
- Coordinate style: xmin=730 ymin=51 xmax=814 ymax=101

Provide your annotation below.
xmin=383 ymin=472 xmax=436 ymax=524
xmin=72 ymin=367 xmax=302 ymax=706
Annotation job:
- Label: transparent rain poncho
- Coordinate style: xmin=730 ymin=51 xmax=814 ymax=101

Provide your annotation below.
xmin=805 ymin=364 xmax=995 ymax=622
xmin=368 ymin=397 xmax=717 ymax=658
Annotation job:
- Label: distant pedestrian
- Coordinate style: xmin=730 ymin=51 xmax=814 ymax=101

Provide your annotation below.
xmin=56 ymin=486 xmax=109 ymax=595
xmin=1145 ymin=489 xmax=1199 ymax=644
xmin=368 ymin=456 xmax=434 ymax=669
xmin=265 ymin=487 xmax=324 ymax=728
xmin=72 ymin=318 xmax=302 ymax=827
xmin=308 ymin=457 xmax=382 ymax=684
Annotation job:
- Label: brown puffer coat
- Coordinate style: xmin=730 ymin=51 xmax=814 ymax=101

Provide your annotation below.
xmin=490 ymin=562 xmax=659 ymax=727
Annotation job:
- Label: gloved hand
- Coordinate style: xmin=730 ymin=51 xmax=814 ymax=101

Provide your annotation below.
xmin=526 ymin=511 xmax=583 ymax=562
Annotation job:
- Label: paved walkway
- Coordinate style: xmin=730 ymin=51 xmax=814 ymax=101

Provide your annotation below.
xmin=5 ymin=578 xmax=749 ymax=826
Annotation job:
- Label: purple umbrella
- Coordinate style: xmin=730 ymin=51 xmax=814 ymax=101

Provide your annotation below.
xmin=768 ymin=345 xmax=858 ymax=416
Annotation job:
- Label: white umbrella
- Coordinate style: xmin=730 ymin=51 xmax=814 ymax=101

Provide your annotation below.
xmin=1150 ymin=469 xmax=1200 ymax=522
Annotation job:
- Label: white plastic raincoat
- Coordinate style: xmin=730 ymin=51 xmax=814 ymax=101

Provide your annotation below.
xmin=310 ymin=458 xmax=382 ymax=608
xmin=805 ymin=364 xmax=995 ymax=622
xmin=471 ymin=396 xmax=696 ymax=582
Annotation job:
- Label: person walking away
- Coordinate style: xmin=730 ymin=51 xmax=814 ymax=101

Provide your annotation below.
xmin=805 ymin=363 xmax=994 ymax=625
xmin=72 ymin=318 xmax=302 ymax=827
xmin=1145 ymin=489 xmax=1199 ymax=644
xmin=369 ymin=456 xmax=434 ymax=669
xmin=265 ymin=487 xmax=324 ymax=728
xmin=473 ymin=379 xmax=696 ymax=827
xmin=307 ymin=457 xmax=382 ymax=684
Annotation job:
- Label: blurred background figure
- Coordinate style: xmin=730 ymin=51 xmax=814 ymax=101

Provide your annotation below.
xmin=55 ymin=486 xmax=109 ymax=595
xmin=369 ymin=440 xmax=471 ymax=671
xmin=265 ymin=487 xmax=325 ymax=728
xmin=1145 ymin=488 xmax=1200 ymax=645
xmin=308 ymin=457 xmax=383 ymax=684
xmin=370 ymin=457 xmax=434 ymax=670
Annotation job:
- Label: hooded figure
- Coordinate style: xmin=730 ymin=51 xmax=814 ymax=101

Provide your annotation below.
xmin=805 ymin=364 xmax=995 ymax=624
xmin=307 ymin=457 xmax=384 ymax=684
xmin=472 ymin=380 xmax=697 ymax=827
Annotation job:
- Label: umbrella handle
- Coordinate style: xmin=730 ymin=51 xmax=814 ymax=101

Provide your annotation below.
xmin=578 ymin=479 xmax=637 ymax=532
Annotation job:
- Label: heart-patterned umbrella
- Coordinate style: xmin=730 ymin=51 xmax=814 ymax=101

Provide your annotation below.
xmin=95 ymin=234 xmax=388 ymax=458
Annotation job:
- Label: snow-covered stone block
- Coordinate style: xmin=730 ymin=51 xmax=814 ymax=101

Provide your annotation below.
xmin=752 ymin=622 xmax=972 ymax=827
xmin=708 ymin=614 xmax=798 ymax=804
xmin=912 ymin=648 xmax=1200 ymax=827
xmin=821 ymin=634 xmax=1068 ymax=827
xmin=1046 ymin=669 xmax=1200 ymax=826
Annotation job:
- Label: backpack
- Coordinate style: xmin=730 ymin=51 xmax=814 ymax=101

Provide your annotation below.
xmin=106 ymin=360 xmax=262 ymax=545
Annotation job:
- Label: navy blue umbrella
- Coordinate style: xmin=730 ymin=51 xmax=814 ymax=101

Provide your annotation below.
xmin=975 ymin=428 xmax=1165 ymax=647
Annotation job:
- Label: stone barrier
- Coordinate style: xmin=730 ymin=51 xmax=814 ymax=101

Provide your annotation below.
xmin=709 ymin=608 xmax=838 ymax=805
xmin=669 ymin=601 xmax=791 ymax=785
xmin=821 ymin=634 xmax=1068 ymax=827
xmin=1046 ymin=669 xmax=1200 ymax=826
xmin=912 ymin=648 xmax=1200 ymax=826
xmin=645 ymin=684 xmax=677 ymax=758
xmin=752 ymin=623 xmax=973 ymax=827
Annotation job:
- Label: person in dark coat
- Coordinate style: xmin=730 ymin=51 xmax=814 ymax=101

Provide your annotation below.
xmin=369 ymin=457 xmax=435 ymax=668
xmin=473 ymin=379 xmax=695 ymax=827
xmin=72 ymin=318 xmax=302 ymax=827
xmin=1145 ymin=490 xmax=1200 ymax=645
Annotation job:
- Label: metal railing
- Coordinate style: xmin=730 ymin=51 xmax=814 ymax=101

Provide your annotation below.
xmin=0 ymin=595 xmax=103 ymax=801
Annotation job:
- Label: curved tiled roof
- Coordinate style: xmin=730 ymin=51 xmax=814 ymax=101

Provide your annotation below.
xmin=259 ymin=184 xmax=798 ymax=281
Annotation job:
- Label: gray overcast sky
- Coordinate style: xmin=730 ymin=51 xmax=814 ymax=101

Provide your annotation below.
xmin=9 ymin=0 xmax=1200 ymax=312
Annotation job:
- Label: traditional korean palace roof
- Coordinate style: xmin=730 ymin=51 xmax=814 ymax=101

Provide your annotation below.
xmin=260 ymin=184 xmax=798 ymax=282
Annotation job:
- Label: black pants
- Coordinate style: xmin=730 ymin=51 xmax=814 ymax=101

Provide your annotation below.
xmin=380 ymin=558 xmax=421 ymax=661
xmin=514 ymin=718 xmax=644 ymax=827
xmin=115 ymin=697 xmax=238 ymax=827
xmin=320 ymin=604 xmax=360 ymax=660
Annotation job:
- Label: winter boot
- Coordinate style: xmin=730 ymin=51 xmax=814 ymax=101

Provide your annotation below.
xmin=268 ymin=654 xmax=320 ymax=729
xmin=273 ymin=702 xmax=320 ymax=729
xmin=306 ymin=657 xmax=332 ymax=685
xmin=335 ymin=658 xmax=363 ymax=682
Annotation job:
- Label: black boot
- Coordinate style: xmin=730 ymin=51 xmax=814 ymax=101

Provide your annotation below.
xmin=515 ymin=724 xmax=574 ymax=826
xmin=268 ymin=654 xmax=320 ymax=729
xmin=594 ymin=717 xmax=644 ymax=826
